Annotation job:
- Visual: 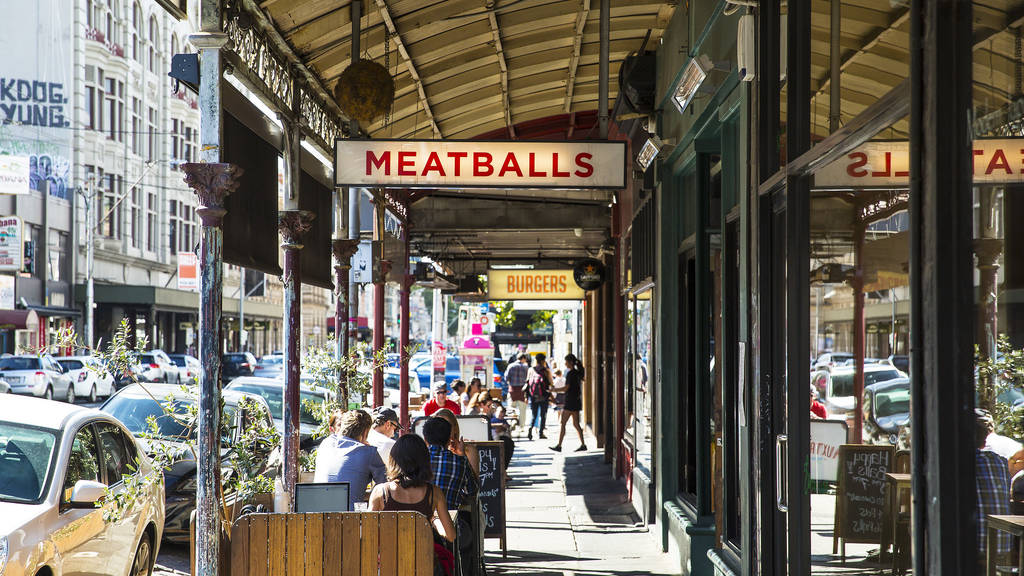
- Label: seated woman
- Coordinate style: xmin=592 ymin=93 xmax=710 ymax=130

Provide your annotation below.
xmin=368 ymin=434 xmax=456 ymax=542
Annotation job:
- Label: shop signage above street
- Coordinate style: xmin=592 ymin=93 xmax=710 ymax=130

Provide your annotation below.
xmin=335 ymin=139 xmax=627 ymax=189
xmin=573 ymin=258 xmax=606 ymax=290
xmin=487 ymin=269 xmax=585 ymax=300
xmin=0 ymin=156 xmax=30 ymax=195
xmin=0 ymin=216 xmax=22 ymax=271
xmin=815 ymin=138 xmax=1024 ymax=188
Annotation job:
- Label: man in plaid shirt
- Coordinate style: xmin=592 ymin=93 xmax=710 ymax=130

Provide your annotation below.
xmin=976 ymin=410 xmax=1011 ymax=567
xmin=424 ymin=416 xmax=478 ymax=509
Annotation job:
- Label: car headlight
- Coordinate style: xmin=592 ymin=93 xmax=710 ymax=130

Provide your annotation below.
xmin=0 ymin=534 xmax=8 ymax=573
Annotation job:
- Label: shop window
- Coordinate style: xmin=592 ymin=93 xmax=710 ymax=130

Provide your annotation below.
xmin=635 ymin=292 xmax=654 ymax=472
xmin=679 ymin=253 xmax=698 ymax=500
xmin=48 ymin=230 xmax=67 ymax=283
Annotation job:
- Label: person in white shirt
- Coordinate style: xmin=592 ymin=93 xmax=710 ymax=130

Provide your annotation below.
xmin=367 ymin=407 xmax=401 ymax=464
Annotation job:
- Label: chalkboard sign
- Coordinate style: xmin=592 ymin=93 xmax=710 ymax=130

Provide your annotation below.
xmin=834 ymin=444 xmax=895 ymax=551
xmin=465 ymin=440 xmax=506 ymax=555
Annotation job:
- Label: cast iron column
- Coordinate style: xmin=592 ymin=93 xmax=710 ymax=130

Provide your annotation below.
xmin=372 ymin=260 xmax=391 ymax=408
xmin=182 ymin=162 xmax=242 ymax=576
xmin=975 ymin=237 xmax=1003 ymax=412
xmin=333 ymin=238 xmax=360 ymax=408
xmin=852 ymin=225 xmax=866 ymax=443
xmin=399 ymin=272 xmax=412 ymax=431
xmin=279 ymin=209 xmax=315 ymax=509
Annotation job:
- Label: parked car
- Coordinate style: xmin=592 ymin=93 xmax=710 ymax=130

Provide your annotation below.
xmin=223 ymin=352 xmax=258 ymax=380
xmin=888 ymin=354 xmax=910 ymax=373
xmin=817 ymin=364 xmax=907 ymax=417
xmin=0 ymin=354 xmax=76 ymax=403
xmin=863 ymin=377 xmax=911 ymax=447
xmin=0 ymin=394 xmax=165 ymax=576
xmin=225 ymin=376 xmax=334 ymax=450
xmin=0 ymin=376 xmax=9 ymax=394
xmin=134 ymin=350 xmax=180 ymax=384
xmin=56 ymin=355 xmax=116 ymax=403
xmin=252 ymin=354 xmax=284 ymax=379
xmin=811 ymin=352 xmax=854 ymax=372
xmin=167 ymin=354 xmax=201 ymax=385
xmin=100 ymin=383 xmax=279 ymax=543
xmin=361 ymin=366 xmax=423 ymax=410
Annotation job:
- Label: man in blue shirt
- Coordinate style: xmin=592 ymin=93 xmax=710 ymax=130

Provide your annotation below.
xmin=313 ymin=409 xmax=387 ymax=510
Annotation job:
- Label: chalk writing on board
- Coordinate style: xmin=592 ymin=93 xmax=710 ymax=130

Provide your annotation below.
xmin=475 ymin=443 xmax=504 ymax=538
xmin=837 ymin=445 xmax=893 ymax=543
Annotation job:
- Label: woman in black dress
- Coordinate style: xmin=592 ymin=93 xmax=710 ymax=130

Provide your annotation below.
xmin=549 ymin=353 xmax=586 ymax=452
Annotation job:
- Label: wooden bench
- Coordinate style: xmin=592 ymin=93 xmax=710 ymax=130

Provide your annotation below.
xmin=229 ymin=512 xmax=435 ymax=576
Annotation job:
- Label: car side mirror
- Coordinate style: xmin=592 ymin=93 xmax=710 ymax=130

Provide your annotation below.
xmin=69 ymin=479 xmax=107 ymax=508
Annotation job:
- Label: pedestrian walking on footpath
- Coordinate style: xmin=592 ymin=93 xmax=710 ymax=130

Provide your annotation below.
xmin=504 ymin=353 xmax=530 ymax=437
xmin=550 ymin=353 xmax=586 ymax=452
xmin=526 ymin=353 xmax=553 ymax=440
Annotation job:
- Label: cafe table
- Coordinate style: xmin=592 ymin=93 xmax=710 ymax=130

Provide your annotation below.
xmin=882 ymin=473 xmax=912 ymax=575
xmin=986 ymin=514 xmax=1024 ymax=576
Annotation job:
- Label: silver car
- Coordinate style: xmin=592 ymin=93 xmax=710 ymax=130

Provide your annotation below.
xmin=252 ymin=354 xmax=284 ymax=379
xmin=0 ymin=355 xmax=76 ymax=403
xmin=0 ymin=394 xmax=165 ymax=576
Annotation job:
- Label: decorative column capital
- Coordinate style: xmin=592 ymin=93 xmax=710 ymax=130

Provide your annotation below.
xmin=182 ymin=162 xmax=243 ymax=227
xmin=279 ymin=210 xmax=316 ymax=249
xmin=974 ymin=237 xmax=1004 ymax=268
xmin=332 ymin=238 xmax=361 ymax=268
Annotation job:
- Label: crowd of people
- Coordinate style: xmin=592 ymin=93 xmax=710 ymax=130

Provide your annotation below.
xmin=308 ymin=352 xmax=587 ymax=575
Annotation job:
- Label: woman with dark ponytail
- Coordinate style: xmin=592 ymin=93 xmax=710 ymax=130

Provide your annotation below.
xmin=549 ymin=353 xmax=586 ymax=452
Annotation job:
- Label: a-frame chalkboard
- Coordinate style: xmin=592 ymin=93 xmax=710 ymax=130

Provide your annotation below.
xmin=833 ymin=444 xmax=895 ymax=561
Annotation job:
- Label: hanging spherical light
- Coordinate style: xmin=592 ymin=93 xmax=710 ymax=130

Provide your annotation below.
xmin=333 ymin=59 xmax=395 ymax=124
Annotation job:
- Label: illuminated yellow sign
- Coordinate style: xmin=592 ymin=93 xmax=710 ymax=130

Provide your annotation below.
xmin=487 ymin=270 xmax=584 ymax=300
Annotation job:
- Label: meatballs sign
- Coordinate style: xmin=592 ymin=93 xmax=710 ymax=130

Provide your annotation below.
xmin=335 ymin=139 xmax=627 ymax=189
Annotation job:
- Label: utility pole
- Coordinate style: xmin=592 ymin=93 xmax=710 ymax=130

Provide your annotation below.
xmin=83 ymin=176 xmax=95 ymax=350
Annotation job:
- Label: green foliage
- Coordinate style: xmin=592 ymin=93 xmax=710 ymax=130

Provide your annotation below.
xmin=493 ymin=301 xmax=516 ymax=328
xmin=528 ymin=310 xmax=557 ymax=332
xmin=976 ymin=335 xmax=1024 ymax=439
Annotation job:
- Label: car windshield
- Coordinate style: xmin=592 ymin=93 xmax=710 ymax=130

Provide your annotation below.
xmin=103 ymin=394 xmax=195 ymax=441
xmin=58 ymin=359 xmax=84 ymax=371
xmin=384 ymin=372 xmax=401 ymax=389
xmin=260 ymin=357 xmax=282 ymax=366
xmin=229 ymin=384 xmax=325 ymax=425
xmin=875 ymin=388 xmax=911 ymax=418
xmin=831 ymin=369 xmax=903 ymax=397
xmin=0 ymin=357 xmax=41 ymax=370
xmin=169 ymin=356 xmax=188 ymax=367
xmin=138 ymin=354 xmax=156 ymax=365
xmin=0 ymin=422 xmax=57 ymax=502
xmin=225 ymin=355 xmax=248 ymax=364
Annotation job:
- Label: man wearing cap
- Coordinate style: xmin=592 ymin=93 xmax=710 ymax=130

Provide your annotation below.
xmin=368 ymin=407 xmax=400 ymax=463
xmin=424 ymin=381 xmax=461 ymax=416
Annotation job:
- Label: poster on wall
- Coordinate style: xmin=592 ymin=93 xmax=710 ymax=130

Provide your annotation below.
xmin=0 ymin=274 xmax=13 ymax=309
xmin=0 ymin=215 xmax=23 ymax=271
xmin=0 ymin=156 xmax=30 ymax=195
xmin=0 ymin=0 xmax=74 ymax=200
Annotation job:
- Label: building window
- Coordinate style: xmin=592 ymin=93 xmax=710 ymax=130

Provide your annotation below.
xmin=146 ymin=192 xmax=157 ymax=252
xmin=99 ymin=174 xmax=122 ymax=239
xmin=48 ymin=230 xmax=68 ymax=283
xmin=86 ymin=0 xmax=93 ymax=27
xmin=132 ymin=2 xmax=142 ymax=62
xmin=85 ymin=66 xmax=103 ymax=131
xmin=131 ymin=98 xmax=141 ymax=155
xmin=147 ymin=107 xmax=157 ymax=162
xmin=183 ymin=125 xmax=193 ymax=162
xmin=104 ymin=78 xmax=124 ymax=141
xmin=171 ymin=118 xmax=180 ymax=161
xmin=168 ymin=199 xmax=177 ymax=254
xmin=129 ymin=186 xmax=141 ymax=248
xmin=148 ymin=16 xmax=158 ymax=73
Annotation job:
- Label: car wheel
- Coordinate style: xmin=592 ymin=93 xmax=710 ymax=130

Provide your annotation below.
xmin=44 ymin=385 xmax=53 ymax=401
xmin=66 ymin=384 xmax=76 ymax=404
xmin=88 ymin=384 xmax=97 ymax=403
xmin=130 ymin=534 xmax=153 ymax=576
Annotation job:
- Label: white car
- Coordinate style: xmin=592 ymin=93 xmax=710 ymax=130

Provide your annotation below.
xmin=133 ymin=350 xmax=179 ymax=384
xmin=814 ymin=364 xmax=908 ymax=417
xmin=0 ymin=394 xmax=165 ymax=576
xmin=167 ymin=354 xmax=201 ymax=385
xmin=364 ymin=367 xmax=423 ymax=411
xmin=56 ymin=356 xmax=116 ymax=403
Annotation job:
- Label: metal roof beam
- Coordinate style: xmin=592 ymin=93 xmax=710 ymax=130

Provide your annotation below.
xmin=563 ymin=0 xmax=589 ymax=113
xmin=485 ymin=2 xmax=515 ymax=138
xmin=372 ymin=0 xmax=442 ymax=137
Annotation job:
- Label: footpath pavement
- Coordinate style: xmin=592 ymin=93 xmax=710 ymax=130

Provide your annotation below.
xmin=483 ymin=416 xmax=680 ymax=576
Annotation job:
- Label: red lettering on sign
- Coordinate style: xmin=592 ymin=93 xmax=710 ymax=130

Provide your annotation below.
xmin=574 ymin=153 xmax=593 ymax=178
xmin=974 ymin=149 xmax=985 ymax=175
xmin=448 ymin=152 xmax=468 ymax=176
xmin=397 ymin=151 xmax=416 ymax=176
xmin=499 ymin=153 xmax=523 ymax=177
xmin=559 ymin=276 xmax=567 ymax=292
xmin=987 ymin=149 xmax=1012 ymax=175
xmin=366 ymin=151 xmax=390 ymax=175
xmin=473 ymin=152 xmax=494 ymax=176
xmin=552 ymin=153 xmax=570 ymax=177
xmin=528 ymin=153 xmax=547 ymax=177
xmin=871 ymin=152 xmax=892 ymax=177
xmin=846 ymin=152 xmax=868 ymax=177
xmin=507 ymin=276 xmax=515 ymax=293
xmin=422 ymin=152 xmax=446 ymax=176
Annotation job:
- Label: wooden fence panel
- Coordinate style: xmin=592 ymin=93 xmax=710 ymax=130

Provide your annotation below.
xmin=378 ymin=512 xmax=398 ymax=576
xmin=268 ymin=514 xmax=286 ymax=575
xmin=341 ymin=514 xmax=361 ymax=576
xmin=360 ymin=513 xmax=380 ymax=576
xmin=287 ymin=513 xmax=306 ymax=575
xmin=248 ymin=515 xmax=269 ymax=576
xmin=230 ymin=517 xmax=249 ymax=576
xmin=324 ymin=514 xmax=343 ymax=576
xmin=305 ymin=513 xmax=324 ymax=576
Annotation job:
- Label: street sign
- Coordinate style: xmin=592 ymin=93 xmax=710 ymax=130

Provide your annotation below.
xmin=0 ymin=216 xmax=23 ymax=272
xmin=177 ymin=252 xmax=198 ymax=291
xmin=351 ymin=240 xmax=373 ymax=284
xmin=487 ymin=269 xmax=585 ymax=300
